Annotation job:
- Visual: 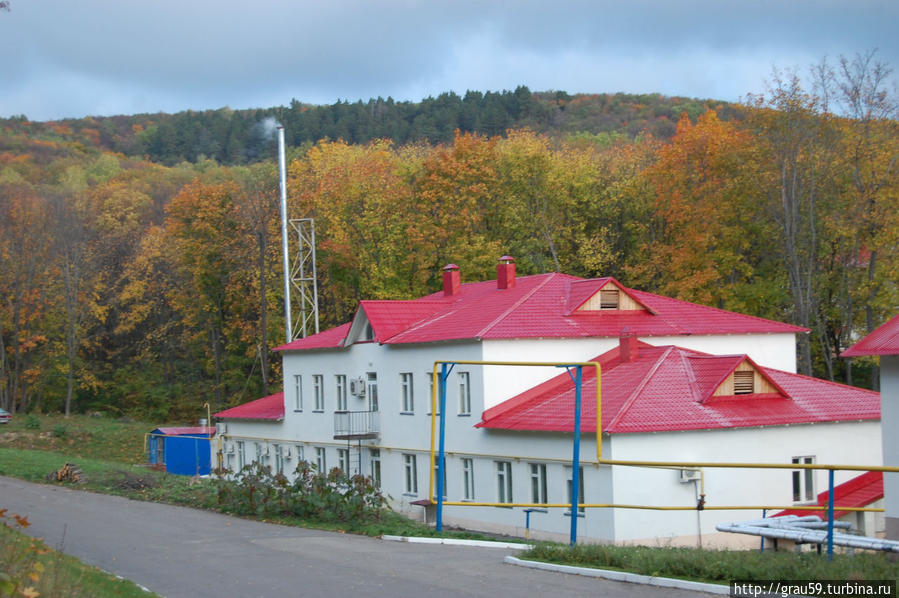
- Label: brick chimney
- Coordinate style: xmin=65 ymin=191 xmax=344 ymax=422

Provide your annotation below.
xmin=442 ymin=264 xmax=460 ymax=296
xmin=497 ymin=256 xmax=516 ymax=290
xmin=619 ymin=332 xmax=639 ymax=363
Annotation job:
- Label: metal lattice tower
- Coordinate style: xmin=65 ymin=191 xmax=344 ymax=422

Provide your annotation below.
xmin=289 ymin=218 xmax=319 ymax=340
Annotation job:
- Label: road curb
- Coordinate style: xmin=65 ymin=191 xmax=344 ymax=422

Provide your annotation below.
xmin=504 ymin=556 xmax=730 ymax=595
xmin=381 ymin=535 xmax=531 ymax=550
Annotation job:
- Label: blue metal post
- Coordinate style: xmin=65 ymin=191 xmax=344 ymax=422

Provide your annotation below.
xmin=826 ymin=469 xmax=835 ymax=560
xmin=570 ymin=365 xmax=582 ymax=546
xmin=436 ymin=363 xmax=449 ymax=531
xmin=760 ymin=509 xmax=766 ymax=552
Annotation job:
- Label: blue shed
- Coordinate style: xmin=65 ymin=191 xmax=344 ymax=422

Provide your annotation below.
xmin=147 ymin=427 xmax=215 ymax=476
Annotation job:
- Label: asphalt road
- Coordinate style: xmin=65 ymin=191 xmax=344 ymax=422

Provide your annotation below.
xmin=0 ymin=476 xmax=710 ymax=598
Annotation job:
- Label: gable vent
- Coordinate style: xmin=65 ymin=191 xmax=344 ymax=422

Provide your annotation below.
xmin=733 ymin=371 xmax=754 ymax=395
xmin=600 ymin=290 xmax=619 ymax=310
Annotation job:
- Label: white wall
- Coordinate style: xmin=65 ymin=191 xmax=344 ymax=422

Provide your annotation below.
xmin=881 ymin=355 xmax=899 ymax=533
xmin=608 ymin=421 xmax=883 ymax=546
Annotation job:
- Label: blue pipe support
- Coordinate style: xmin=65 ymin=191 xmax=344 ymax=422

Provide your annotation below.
xmin=827 ymin=469 xmax=835 ymax=560
xmin=569 ymin=365 xmax=583 ymax=546
xmin=435 ymin=362 xmax=451 ymax=531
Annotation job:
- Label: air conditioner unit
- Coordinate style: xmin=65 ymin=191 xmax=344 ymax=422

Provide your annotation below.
xmin=350 ymin=376 xmax=367 ymax=398
xmin=678 ymin=469 xmax=701 ymax=483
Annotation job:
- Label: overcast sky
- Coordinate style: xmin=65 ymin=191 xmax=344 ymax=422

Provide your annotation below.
xmin=2 ymin=0 xmax=897 ymax=122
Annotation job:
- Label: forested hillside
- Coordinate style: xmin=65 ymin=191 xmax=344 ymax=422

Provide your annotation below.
xmin=0 ymin=88 xmax=726 ymax=165
xmin=1 ymin=61 xmax=897 ymax=422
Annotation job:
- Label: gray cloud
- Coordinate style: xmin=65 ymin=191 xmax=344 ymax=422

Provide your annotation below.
xmin=1 ymin=0 xmax=896 ymax=120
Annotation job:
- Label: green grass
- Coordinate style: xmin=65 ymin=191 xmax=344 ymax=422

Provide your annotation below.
xmin=521 ymin=542 xmax=899 ymax=584
xmin=0 ymin=413 xmax=151 ymax=464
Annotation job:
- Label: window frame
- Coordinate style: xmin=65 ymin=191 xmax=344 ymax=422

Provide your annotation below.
xmin=458 ymin=371 xmax=471 ymax=415
xmin=335 ymin=374 xmax=347 ymax=412
xmin=315 ymin=447 xmax=327 ymax=473
xmin=566 ymin=465 xmax=586 ymax=515
xmin=496 ymin=460 xmax=513 ymax=504
xmin=792 ymin=456 xmax=816 ymax=503
xmin=400 ymin=372 xmax=414 ymax=414
xmin=462 ymin=457 xmax=475 ymax=501
xmin=403 ymin=453 xmax=418 ymax=495
xmin=312 ymin=374 xmax=324 ymax=411
xmin=293 ymin=374 xmax=303 ymax=411
xmin=370 ymin=449 xmax=381 ymax=488
xmin=530 ymin=463 xmax=548 ymax=504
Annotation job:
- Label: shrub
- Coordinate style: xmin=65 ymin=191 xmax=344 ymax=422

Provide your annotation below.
xmin=215 ymin=461 xmax=385 ymax=524
xmin=52 ymin=423 xmax=68 ymax=438
xmin=23 ymin=415 xmax=40 ymax=430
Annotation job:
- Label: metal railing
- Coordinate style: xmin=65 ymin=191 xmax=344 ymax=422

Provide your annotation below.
xmin=333 ymin=410 xmax=380 ymax=439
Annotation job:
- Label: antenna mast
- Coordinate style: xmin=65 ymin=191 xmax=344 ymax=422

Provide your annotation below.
xmin=277 ymin=126 xmax=319 ymax=341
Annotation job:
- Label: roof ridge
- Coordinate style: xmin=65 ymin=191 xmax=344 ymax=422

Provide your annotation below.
xmin=475 ymin=273 xmax=560 ymax=338
xmin=605 ymin=346 xmax=675 ymax=432
xmin=680 ymin=349 xmax=705 ymax=403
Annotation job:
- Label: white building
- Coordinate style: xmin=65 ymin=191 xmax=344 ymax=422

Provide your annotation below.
xmin=214 ymin=257 xmax=881 ymax=546
xmin=844 ymin=314 xmax=899 ymax=540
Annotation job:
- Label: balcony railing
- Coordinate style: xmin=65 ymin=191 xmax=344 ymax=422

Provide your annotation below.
xmin=333 ymin=410 xmax=380 ymax=440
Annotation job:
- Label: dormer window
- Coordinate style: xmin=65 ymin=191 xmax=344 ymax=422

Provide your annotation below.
xmin=733 ymin=370 xmax=754 ymax=394
xmin=599 ymin=290 xmax=619 ymax=310
xmin=361 ymin=322 xmax=375 ymax=341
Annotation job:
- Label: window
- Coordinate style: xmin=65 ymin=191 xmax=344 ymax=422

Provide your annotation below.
xmin=403 ymin=454 xmax=418 ymax=495
xmin=273 ymin=444 xmax=284 ymax=474
xmin=458 ymin=371 xmax=471 ymax=415
xmin=335 ymin=375 xmax=347 ymax=412
xmin=462 ymin=458 xmax=475 ymax=501
xmin=496 ymin=461 xmax=513 ymax=504
xmin=361 ymin=321 xmax=375 ymax=341
xmin=295 ymin=445 xmax=305 ymax=464
xmin=530 ymin=463 xmax=547 ymax=504
xmin=255 ymin=442 xmax=263 ymax=464
xmin=237 ymin=440 xmax=245 ymax=470
xmin=315 ymin=447 xmax=326 ymax=472
xmin=426 ymin=371 xmax=440 ymax=415
xmin=337 ymin=448 xmax=349 ymax=473
xmin=313 ymin=375 xmax=324 ymax=411
xmin=370 ymin=449 xmax=381 ymax=488
xmin=293 ymin=374 xmax=303 ymax=411
xmin=401 ymin=372 xmax=414 ymax=413
xmin=367 ymin=372 xmax=379 ymax=412
xmin=433 ymin=455 xmax=447 ymax=499
xmin=733 ymin=370 xmax=754 ymax=395
xmin=566 ymin=466 xmax=585 ymax=514
xmin=600 ymin=289 xmax=619 ymax=309
xmin=792 ymin=456 xmax=815 ymax=502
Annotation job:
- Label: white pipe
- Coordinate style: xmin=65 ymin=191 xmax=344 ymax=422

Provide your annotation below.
xmin=277 ymin=126 xmax=292 ymax=342
xmin=717 ymin=517 xmax=899 ymax=552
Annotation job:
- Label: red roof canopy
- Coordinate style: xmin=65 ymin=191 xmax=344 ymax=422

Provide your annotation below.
xmin=213 ymin=392 xmax=285 ymax=421
xmin=775 ymin=471 xmax=883 ymax=520
xmin=843 ymin=314 xmax=899 ymax=356
xmin=477 ymin=342 xmax=879 ymax=434
xmin=275 ymin=273 xmax=805 ymax=351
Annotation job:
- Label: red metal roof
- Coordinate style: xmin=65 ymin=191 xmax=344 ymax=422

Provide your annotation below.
xmin=477 ymin=342 xmax=879 ymax=434
xmin=213 ymin=392 xmax=285 ymax=421
xmin=843 ymin=313 xmax=899 ymax=356
xmin=276 ymin=272 xmax=805 ymax=351
xmin=153 ymin=427 xmax=215 ymax=436
xmin=273 ymin=323 xmax=351 ymax=352
xmin=774 ymin=471 xmax=883 ymax=520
